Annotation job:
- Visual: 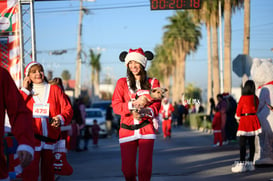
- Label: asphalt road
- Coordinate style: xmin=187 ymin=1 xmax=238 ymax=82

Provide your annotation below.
xmin=58 ymin=126 xmax=273 ymax=181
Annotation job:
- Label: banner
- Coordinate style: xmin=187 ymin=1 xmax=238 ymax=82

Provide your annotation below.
xmin=0 ymin=0 xmax=21 ymax=87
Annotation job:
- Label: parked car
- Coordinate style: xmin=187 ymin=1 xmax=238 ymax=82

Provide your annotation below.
xmin=90 ymin=100 xmax=112 ymax=116
xmin=85 ymin=108 xmax=107 ymax=138
xmin=91 ymin=100 xmax=120 ymax=129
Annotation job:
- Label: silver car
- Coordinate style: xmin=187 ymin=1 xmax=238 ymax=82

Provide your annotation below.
xmin=85 ymin=108 xmax=107 ymax=138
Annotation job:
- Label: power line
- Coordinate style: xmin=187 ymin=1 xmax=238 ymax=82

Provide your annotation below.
xmin=35 ymin=3 xmax=149 ymax=14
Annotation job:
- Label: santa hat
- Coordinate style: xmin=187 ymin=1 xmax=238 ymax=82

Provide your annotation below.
xmin=119 ymin=48 xmax=154 ymax=68
xmin=222 ymin=92 xmax=230 ymax=98
xmin=24 ymin=62 xmax=41 ymax=76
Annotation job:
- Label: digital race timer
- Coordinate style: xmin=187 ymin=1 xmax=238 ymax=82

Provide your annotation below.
xmin=150 ymin=0 xmax=201 ymax=10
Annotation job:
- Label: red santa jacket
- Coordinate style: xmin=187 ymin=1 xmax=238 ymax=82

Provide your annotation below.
xmin=112 ymin=77 xmax=161 ymax=143
xmin=20 ymin=84 xmax=73 ymax=150
xmin=159 ymin=103 xmax=174 ymax=121
xmin=212 ymin=111 xmax=221 ymax=133
xmin=236 ymin=95 xmax=261 ymax=136
xmin=0 ymin=67 xmax=35 ymax=179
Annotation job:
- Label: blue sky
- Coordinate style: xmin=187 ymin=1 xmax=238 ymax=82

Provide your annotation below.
xmin=34 ymin=0 xmax=273 ymax=90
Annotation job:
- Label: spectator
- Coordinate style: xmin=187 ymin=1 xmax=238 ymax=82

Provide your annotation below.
xmin=71 ymin=98 xmax=84 ymax=152
xmin=182 ymin=100 xmax=189 ymax=125
xmin=0 ymin=67 xmax=35 ymax=180
xmin=171 ymin=102 xmax=179 ymax=127
xmin=83 ymin=125 xmax=92 ymax=150
xmin=198 ymin=104 xmax=204 ymax=113
xmin=212 ymin=107 xmax=222 ymax=147
xmin=79 ymin=98 xmax=87 ymax=150
xmin=216 ymin=94 xmax=228 ymax=145
xmin=209 ymin=98 xmax=216 ymax=122
xmin=175 ymin=100 xmax=184 ymax=126
xmin=106 ymin=104 xmax=114 ymax=137
xmin=92 ymin=119 xmax=101 ymax=148
xmin=224 ymin=93 xmax=238 ymax=142
xmin=231 ymin=80 xmax=261 ymax=173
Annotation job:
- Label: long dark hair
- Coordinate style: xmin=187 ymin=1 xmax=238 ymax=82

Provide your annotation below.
xmin=127 ymin=64 xmax=150 ymax=91
xmin=242 ymin=80 xmax=256 ymax=95
xmin=242 ymin=80 xmax=257 ymax=108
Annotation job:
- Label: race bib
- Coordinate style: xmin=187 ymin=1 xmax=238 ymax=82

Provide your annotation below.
xmin=33 ymin=103 xmax=50 ymax=118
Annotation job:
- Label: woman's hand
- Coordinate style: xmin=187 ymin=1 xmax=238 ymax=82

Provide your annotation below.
xmin=133 ymin=96 xmax=149 ymax=109
xmin=51 ymin=116 xmax=61 ymax=128
xmin=132 ymin=111 xmax=141 ymax=120
xmin=23 ymin=76 xmax=32 ymax=91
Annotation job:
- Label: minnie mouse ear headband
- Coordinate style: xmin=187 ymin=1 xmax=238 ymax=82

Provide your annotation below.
xmin=24 ymin=62 xmax=42 ymax=76
xmin=119 ymin=48 xmax=154 ymax=68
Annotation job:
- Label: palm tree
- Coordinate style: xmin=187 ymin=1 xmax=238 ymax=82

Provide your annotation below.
xmin=208 ymin=0 xmax=221 ymax=101
xmin=243 ymin=0 xmax=250 ymax=55
xmin=148 ymin=44 xmax=173 ymax=95
xmin=89 ymin=49 xmax=101 ymax=99
xmin=224 ymin=0 xmax=232 ymax=93
xmin=188 ymin=0 xmax=213 ymax=113
xmin=163 ymin=10 xmax=201 ymax=102
xmin=241 ymin=0 xmax=250 ymax=85
xmin=61 ymin=69 xmax=71 ymax=89
xmin=224 ymin=0 xmax=244 ymax=93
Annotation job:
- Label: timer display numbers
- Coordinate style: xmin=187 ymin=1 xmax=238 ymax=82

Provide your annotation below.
xmin=150 ymin=0 xmax=201 ymax=10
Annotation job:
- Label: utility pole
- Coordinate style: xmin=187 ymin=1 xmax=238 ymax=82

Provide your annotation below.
xmin=75 ymin=0 xmax=83 ymax=98
xmin=219 ymin=0 xmax=223 ymax=93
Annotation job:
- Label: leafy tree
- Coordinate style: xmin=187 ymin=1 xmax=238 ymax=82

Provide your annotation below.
xmin=61 ymin=70 xmax=71 ymax=81
xmin=163 ymin=10 xmax=201 ymax=102
xmin=89 ymin=49 xmax=101 ymax=99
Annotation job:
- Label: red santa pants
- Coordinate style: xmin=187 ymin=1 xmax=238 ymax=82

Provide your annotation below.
xmin=120 ymin=139 xmax=154 ymax=181
xmin=22 ymin=149 xmax=54 ymax=181
xmin=162 ymin=120 xmax=172 ymax=138
xmin=93 ymin=133 xmax=99 ymax=145
xmin=213 ymin=132 xmax=222 ymax=146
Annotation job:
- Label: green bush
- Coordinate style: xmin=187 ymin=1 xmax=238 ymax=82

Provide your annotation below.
xmin=185 ymin=113 xmax=212 ymax=130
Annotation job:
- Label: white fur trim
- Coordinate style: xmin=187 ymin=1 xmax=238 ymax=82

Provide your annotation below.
xmin=119 ymin=134 xmax=156 ymax=144
xmin=57 ymin=114 xmax=65 ymax=125
xmin=125 ymin=52 xmax=147 ymax=68
xmin=236 ymin=128 xmax=262 ymax=136
xmin=17 ymin=144 xmax=34 ymax=158
xmin=61 ymin=125 xmax=72 ymax=131
xmin=24 ymin=62 xmax=39 ymax=76
xmin=20 ymin=87 xmax=31 ymax=95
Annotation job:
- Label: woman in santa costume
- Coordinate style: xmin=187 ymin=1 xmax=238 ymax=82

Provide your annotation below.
xmin=231 ymin=80 xmax=262 ymax=173
xmin=20 ymin=62 xmax=73 ymax=181
xmin=112 ymin=48 xmax=161 ymax=181
xmin=159 ymin=98 xmax=174 ymax=139
xmin=0 ymin=67 xmax=35 ymax=181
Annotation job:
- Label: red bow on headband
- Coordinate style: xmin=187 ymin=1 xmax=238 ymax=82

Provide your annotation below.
xmin=128 ymin=48 xmax=145 ymax=56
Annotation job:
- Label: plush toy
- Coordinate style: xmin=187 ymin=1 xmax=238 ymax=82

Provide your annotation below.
xmin=250 ymin=58 xmax=273 ymax=165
